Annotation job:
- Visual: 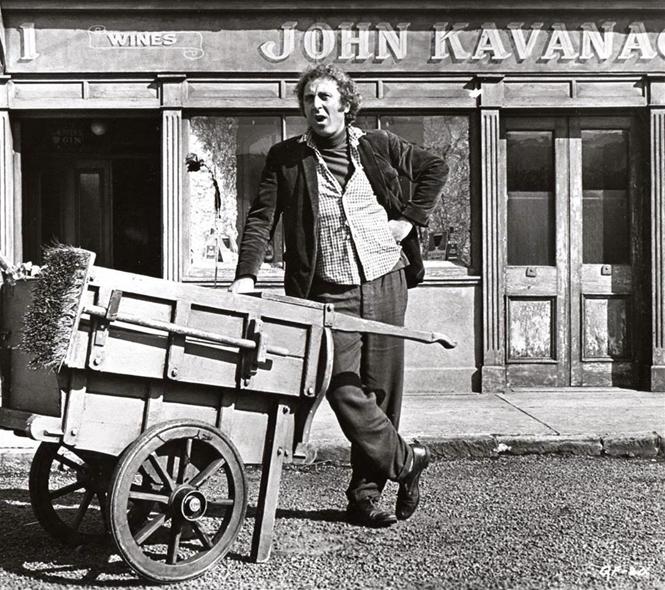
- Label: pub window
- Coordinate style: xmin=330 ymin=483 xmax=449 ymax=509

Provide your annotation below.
xmin=184 ymin=112 xmax=471 ymax=281
xmin=184 ymin=116 xmax=282 ymax=280
xmin=381 ymin=115 xmax=471 ymax=268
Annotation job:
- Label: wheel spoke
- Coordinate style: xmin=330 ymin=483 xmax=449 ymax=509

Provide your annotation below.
xmin=177 ymin=439 xmax=192 ymax=484
xmin=71 ymin=489 xmax=95 ymax=531
xmin=191 ymin=522 xmax=213 ymax=550
xmin=128 ymin=489 xmax=169 ymax=504
xmin=134 ymin=513 xmax=167 ymax=545
xmin=167 ymin=521 xmax=183 ymax=565
xmin=54 ymin=453 xmax=84 ymax=473
xmin=189 ymin=457 xmax=226 ymax=489
xmin=148 ymin=453 xmax=175 ymax=492
xmin=49 ymin=480 xmax=86 ymax=500
xmin=138 ymin=464 xmax=159 ymax=487
xmin=166 ymin=454 xmax=177 ymax=481
xmin=97 ymin=492 xmax=109 ymax=531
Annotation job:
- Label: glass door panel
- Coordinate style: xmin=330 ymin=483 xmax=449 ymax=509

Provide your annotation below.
xmin=572 ymin=118 xmax=641 ymax=386
xmin=581 ymin=129 xmax=630 ymax=265
xmin=502 ymin=118 xmax=569 ymax=388
xmin=506 ymin=130 xmax=555 ymax=266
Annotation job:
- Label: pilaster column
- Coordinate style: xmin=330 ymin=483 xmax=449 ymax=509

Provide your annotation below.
xmin=650 ymin=108 xmax=665 ymax=390
xmin=0 ymin=75 xmax=15 ymax=262
xmin=160 ymin=75 xmax=186 ymax=281
xmin=480 ymin=108 xmax=505 ymax=392
xmin=477 ymin=75 xmax=506 ymax=393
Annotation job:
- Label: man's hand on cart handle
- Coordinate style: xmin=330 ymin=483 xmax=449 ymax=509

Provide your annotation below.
xmin=228 ymin=276 xmax=256 ymax=294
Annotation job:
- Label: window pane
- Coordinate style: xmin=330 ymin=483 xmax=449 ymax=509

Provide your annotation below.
xmin=582 ymin=130 xmax=629 ymax=264
xmin=40 ymin=169 xmax=63 ymax=245
xmin=381 ymin=115 xmax=471 ymax=267
xmin=186 ymin=116 xmax=282 ymax=277
xmin=78 ymin=171 xmax=103 ymax=259
xmin=506 ymin=131 xmax=555 ymax=266
xmin=113 ymin=157 xmax=161 ymax=277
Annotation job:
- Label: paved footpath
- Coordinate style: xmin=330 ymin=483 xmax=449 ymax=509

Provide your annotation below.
xmin=309 ymin=389 xmax=665 ymax=461
xmin=3 ymin=388 xmax=662 ymax=461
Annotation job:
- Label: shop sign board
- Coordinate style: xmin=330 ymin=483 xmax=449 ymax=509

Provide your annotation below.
xmin=5 ymin=13 xmax=665 ymax=73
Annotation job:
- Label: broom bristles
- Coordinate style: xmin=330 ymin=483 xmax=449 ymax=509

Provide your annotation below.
xmin=21 ymin=246 xmax=94 ymax=371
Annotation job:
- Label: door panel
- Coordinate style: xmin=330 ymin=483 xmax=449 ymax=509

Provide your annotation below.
xmin=572 ymin=117 xmax=641 ymax=386
xmin=503 ymin=115 xmax=642 ymax=388
xmin=28 ymin=158 xmax=112 ymax=266
xmin=503 ymin=119 xmax=569 ymax=387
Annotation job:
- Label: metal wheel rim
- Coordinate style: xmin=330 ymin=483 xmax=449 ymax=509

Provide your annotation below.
xmin=29 ymin=442 xmax=113 ymax=545
xmin=109 ymin=420 xmax=247 ymax=583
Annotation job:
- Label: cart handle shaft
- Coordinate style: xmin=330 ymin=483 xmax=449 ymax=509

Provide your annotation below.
xmin=327 ymin=309 xmax=457 ymax=349
xmin=82 ymin=304 xmax=290 ymax=356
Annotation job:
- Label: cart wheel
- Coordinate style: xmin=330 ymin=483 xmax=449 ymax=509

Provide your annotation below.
xmin=109 ymin=420 xmax=247 ymax=583
xmin=29 ymin=442 xmax=115 ymax=545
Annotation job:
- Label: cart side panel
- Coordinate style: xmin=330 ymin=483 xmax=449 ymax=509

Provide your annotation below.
xmin=1 ymin=280 xmax=61 ymax=417
xmin=75 ymin=268 xmax=322 ymax=397
xmin=67 ymin=370 xmax=293 ymax=463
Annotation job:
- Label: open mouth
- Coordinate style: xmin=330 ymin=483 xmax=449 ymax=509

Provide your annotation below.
xmin=314 ymin=114 xmax=327 ymax=123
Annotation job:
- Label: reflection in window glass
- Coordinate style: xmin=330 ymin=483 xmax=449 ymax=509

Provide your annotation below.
xmin=506 ymin=131 xmax=555 ymax=266
xmin=582 ymin=130 xmax=629 ymax=264
xmin=382 ymin=115 xmax=471 ymax=267
xmin=186 ymin=116 xmax=281 ymax=277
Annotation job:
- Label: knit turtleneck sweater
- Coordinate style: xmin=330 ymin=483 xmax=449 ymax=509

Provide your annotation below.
xmin=311 ymin=127 xmax=353 ymax=191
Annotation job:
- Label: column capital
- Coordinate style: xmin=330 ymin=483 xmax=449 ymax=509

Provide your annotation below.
xmin=0 ymin=75 xmax=11 ymax=109
xmin=646 ymin=74 xmax=665 ymax=107
xmin=158 ymin=74 xmax=187 ymax=109
xmin=474 ymin=74 xmax=504 ymax=108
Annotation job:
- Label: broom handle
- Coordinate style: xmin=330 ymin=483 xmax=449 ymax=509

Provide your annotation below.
xmin=82 ymin=304 xmax=291 ymax=357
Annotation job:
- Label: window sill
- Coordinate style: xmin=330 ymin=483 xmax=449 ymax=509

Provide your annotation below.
xmin=184 ymin=262 xmax=480 ymax=287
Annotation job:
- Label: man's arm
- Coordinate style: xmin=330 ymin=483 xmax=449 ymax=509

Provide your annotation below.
xmin=386 ymin=130 xmax=449 ymax=228
xmin=229 ymin=146 xmax=282 ymax=293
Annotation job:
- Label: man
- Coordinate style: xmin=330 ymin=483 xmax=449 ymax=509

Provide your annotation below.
xmin=229 ymin=64 xmax=447 ymax=527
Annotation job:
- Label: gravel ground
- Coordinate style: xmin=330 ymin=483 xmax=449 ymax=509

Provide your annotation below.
xmin=0 ymin=452 xmax=663 ymax=590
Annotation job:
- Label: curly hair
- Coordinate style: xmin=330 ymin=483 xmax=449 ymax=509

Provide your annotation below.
xmin=294 ymin=64 xmax=362 ymax=124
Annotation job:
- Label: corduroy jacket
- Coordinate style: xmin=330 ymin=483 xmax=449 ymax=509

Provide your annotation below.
xmin=234 ymin=128 xmax=448 ymax=298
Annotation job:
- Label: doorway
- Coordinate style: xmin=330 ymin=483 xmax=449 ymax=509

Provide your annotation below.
xmin=21 ymin=117 xmax=161 ymax=277
xmin=502 ymin=115 xmax=645 ymax=388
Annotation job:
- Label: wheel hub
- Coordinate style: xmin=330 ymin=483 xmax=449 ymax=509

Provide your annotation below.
xmin=171 ymin=487 xmax=207 ymax=521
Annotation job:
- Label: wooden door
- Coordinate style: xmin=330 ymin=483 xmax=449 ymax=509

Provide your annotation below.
xmin=27 ymin=158 xmax=113 ymax=266
xmin=570 ymin=117 xmax=643 ymax=386
xmin=503 ymin=118 xmax=570 ymax=387
xmin=502 ymin=116 xmax=643 ymax=388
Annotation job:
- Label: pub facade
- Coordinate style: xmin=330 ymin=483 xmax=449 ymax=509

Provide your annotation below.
xmin=1 ymin=0 xmax=664 ymax=394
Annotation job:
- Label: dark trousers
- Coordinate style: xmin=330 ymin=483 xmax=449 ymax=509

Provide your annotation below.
xmin=309 ymin=268 xmax=413 ymax=504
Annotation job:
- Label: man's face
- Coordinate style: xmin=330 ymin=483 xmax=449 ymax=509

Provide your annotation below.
xmin=302 ymin=77 xmax=349 ymax=138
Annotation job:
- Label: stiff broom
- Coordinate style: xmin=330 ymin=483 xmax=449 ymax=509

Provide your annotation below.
xmin=21 ymin=246 xmax=95 ymax=371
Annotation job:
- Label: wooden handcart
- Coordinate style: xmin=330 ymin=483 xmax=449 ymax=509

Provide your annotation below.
xmin=0 ymin=248 xmax=454 ymax=584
